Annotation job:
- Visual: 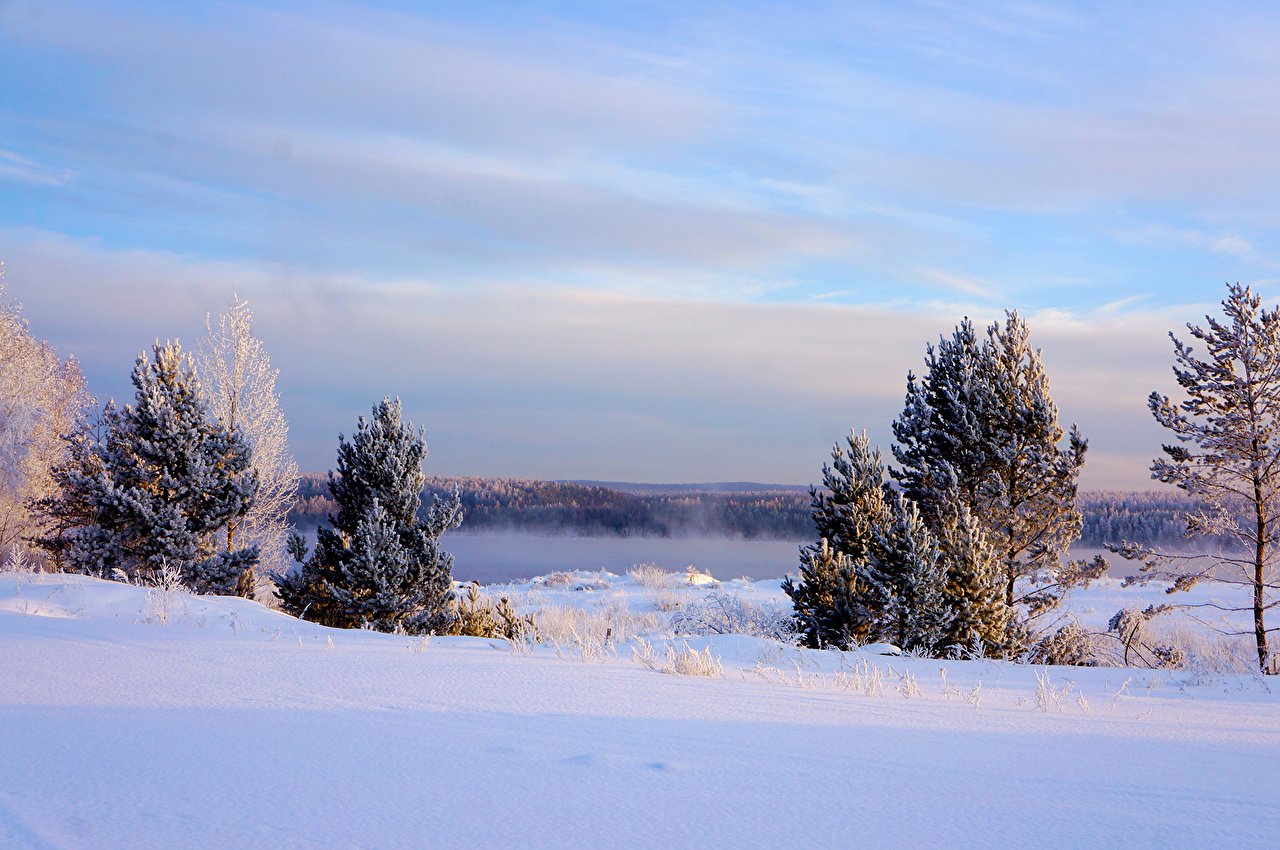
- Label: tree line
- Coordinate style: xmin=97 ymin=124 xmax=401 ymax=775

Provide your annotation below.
xmin=289 ymin=474 xmax=1203 ymax=548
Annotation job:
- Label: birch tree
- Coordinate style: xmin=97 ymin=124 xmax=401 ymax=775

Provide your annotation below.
xmin=198 ymin=293 xmax=299 ymax=590
xmin=0 ymin=266 xmax=94 ymax=555
xmin=1120 ymin=283 xmax=1280 ymax=673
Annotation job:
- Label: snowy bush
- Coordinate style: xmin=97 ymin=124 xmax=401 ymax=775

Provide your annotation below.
xmin=1105 ymin=606 xmax=1186 ymax=670
xmin=1027 ymin=622 xmax=1098 ymax=667
xmin=1 ymin=545 xmax=32 ymax=574
xmin=632 ymin=639 xmax=724 ymax=678
xmin=445 ymin=583 xmax=536 ymax=641
xmin=139 ymin=562 xmax=190 ymax=626
xmin=628 ymin=563 xmax=672 ymax=589
xmin=672 ymin=591 xmax=796 ymax=642
xmin=530 ymin=602 xmax=663 ymax=657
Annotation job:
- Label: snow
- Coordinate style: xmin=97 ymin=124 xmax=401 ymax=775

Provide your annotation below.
xmin=2 ymin=570 xmax=1278 ymax=848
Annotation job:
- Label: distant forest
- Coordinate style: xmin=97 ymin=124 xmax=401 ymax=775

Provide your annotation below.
xmin=288 ymin=475 xmax=1204 ymax=547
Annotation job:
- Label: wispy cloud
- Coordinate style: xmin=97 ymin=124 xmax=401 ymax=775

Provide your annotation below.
xmin=0 ymin=150 xmax=72 ymax=186
xmin=917 ymin=268 xmax=999 ymax=299
xmin=0 ymin=228 xmax=1196 ymax=488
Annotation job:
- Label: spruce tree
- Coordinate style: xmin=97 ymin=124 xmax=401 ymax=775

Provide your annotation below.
xmin=32 ymin=343 xmax=259 ymax=593
xmin=783 ymin=431 xmax=891 ymax=648
xmin=275 ymin=398 xmax=462 ymax=633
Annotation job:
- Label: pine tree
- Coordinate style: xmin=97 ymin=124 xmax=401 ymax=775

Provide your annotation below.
xmin=783 ymin=539 xmax=869 ymax=649
xmin=1120 ymin=283 xmax=1280 ymax=672
xmin=275 ymin=398 xmax=463 ymax=633
xmin=805 ymin=430 xmax=893 ymax=564
xmin=931 ymin=485 xmax=1010 ymax=653
xmin=32 ymin=342 xmax=259 ymax=592
xmin=891 ymin=312 xmax=1093 ymax=633
xmin=783 ymin=431 xmax=891 ymax=648
xmin=868 ymin=493 xmax=953 ymax=653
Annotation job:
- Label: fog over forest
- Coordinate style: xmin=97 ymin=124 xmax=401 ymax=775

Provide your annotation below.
xmin=289 ymin=475 xmax=1201 ymax=549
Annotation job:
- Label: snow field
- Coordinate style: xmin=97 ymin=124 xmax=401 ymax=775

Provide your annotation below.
xmin=1 ymin=570 xmax=1278 ymax=848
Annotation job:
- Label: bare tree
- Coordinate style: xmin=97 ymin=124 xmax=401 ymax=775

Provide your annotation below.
xmin=0 ymin=265 xmax=94 ymax=555
xmin=1120 ymin=284 xmax=1280 ymax=673
xmin=198 ymin=293 xmax=299 ymax=590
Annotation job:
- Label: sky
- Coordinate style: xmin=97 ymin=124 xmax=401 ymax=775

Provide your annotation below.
xmin=3 ymin=1 xmax=1280 ymax=488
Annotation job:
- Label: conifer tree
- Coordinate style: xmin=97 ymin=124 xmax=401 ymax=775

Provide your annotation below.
xmin=783 ymin=431 xmax=891 ymax=648
xmin=784 ymin=539 xmax=869 ymax=649
xmin=869 ymin=492 xmax=953 ymax=652
xmin=275 ymin=398 xmax=462 ymax=633
xmin=32 ymin=343 xmax=259 ymax=592
xmin=1120 ymin=284 xmax=1280 ymax=672
xmin=892 ymin=312 xmax=1095 ymax=633
xmin=931 ymin=485 xmax=1010 ymax=653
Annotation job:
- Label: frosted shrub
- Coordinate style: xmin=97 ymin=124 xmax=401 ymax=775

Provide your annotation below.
xmin=2 ymin=545 xmax=32 ymax=574
xmin=633 ymin=638 xmax=723 ymax=678
xmin=628 ymin=563 xmax=672 ymax=589
xmin=540 ymin=571 xmax=577 ymax=587
xmin=1105 ymin=606 xmax=1186 ymax=670
xmin=1028 ymin=622 xmax=1098 ymax=667
xmin=445 ymin=583 xmax=536 ymax=641
xmin=532 ymin=602 xmax=663 ymax=662
xmin=140 ymin=562 xmax=189 ymax=626
xmin=672 ymin=591 xmax=796 ymax=642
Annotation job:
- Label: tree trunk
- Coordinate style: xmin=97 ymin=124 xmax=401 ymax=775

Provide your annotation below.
xmin=1253 ymin=478 xmax=1270 ymax=673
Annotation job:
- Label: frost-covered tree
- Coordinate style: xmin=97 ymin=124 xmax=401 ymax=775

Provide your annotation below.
xmin=0 ymin=267 xmax=95 ymax=555
xmin=869 ymin=493 xmax=953 ymax=653
xmin=931 ymin=485 xmax=1010 ymax=653
xmin=31 ymin=342 xmax=259 ymax=593
xmin=197 ymin=293 xmax=299 ymax=591
xmin=784 ymin=539 xmax=868 ymax=649
xmin=1118 ymin=284 xmax=1280 ymax=672
xmin=784 ymin=432 xmax=892 ymax=648
xmin=275 ymin=398 xmax=463 ymax=633
xmin=892 ymin=312 xmax=1095 ymax=629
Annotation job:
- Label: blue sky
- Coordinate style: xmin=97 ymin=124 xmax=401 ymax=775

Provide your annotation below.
xmin=3 ymin=1 xmax=1279 ymax=486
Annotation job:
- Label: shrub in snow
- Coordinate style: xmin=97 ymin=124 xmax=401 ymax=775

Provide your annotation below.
xmin=274 ymin=398 xmax=462 ymax=634
xmin=651 ymin=589 xmax=685 ymax=612
xmin=32 ymin=342 xmax=259 ymax=595
xmin=1028 ymin=622 xmax=1098 ymax=667
xmin=632 ymin=638 xmax=723 ymax=678
xmin=445 ymin=583 xmax=536 ymax=641
xmin=628 ymin=563 xmax=671 ymax=589
xmin=672 ymin=591 xmax=795 ymax=642
xmin=2 ymin=545 xmax=31 ymax=574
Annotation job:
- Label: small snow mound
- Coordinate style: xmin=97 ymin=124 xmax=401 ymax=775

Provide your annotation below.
xmin=683 ymin=568 xmax=719 ymax=586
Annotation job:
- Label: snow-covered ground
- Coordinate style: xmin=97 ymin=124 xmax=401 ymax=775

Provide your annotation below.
xmin=2 ymin=569 xmax=1278 ymax=848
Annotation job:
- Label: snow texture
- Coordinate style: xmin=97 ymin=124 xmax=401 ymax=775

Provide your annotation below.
xmin=1 ymin=570 xmax=1277 ymax=849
